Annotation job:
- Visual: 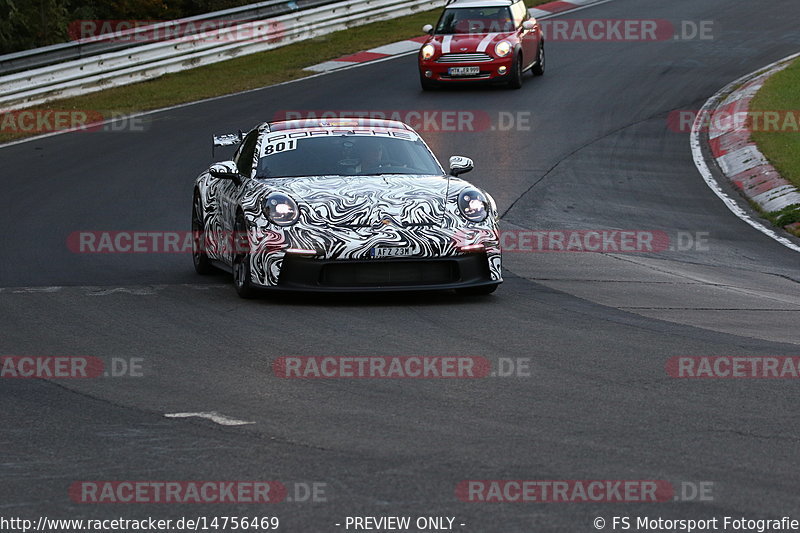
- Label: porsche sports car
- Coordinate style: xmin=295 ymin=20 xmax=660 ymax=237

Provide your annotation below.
xmin=418 ymin=0 xmax=544 ymax=89
xmin=192 ymin=118 xmax=502 ymax=297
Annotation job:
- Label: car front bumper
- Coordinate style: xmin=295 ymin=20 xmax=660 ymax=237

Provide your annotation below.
xmin=420 ymin=56 xmax=515 ymax=83
xmin=253 ymin=251 xmax=500 ymax=292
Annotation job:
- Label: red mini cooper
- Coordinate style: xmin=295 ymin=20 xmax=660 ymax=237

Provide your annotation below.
xmin=418 ymin=0 xmax=545 ymax=90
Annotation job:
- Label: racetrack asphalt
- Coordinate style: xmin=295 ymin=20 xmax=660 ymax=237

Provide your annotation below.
xmin=1 ymin=0 xmax=799 ymax=530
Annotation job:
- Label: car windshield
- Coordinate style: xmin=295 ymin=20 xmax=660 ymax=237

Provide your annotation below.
xmin=435 ymin=7 xmax=515 ymax=34
xmin=256 ymin=134 xmax=443 ymax=178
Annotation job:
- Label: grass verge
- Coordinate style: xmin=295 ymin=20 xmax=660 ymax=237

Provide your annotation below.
xmin=749 ymin=58 xmax=800 ymax=235
xmin=0 ymin=0 xmax=554 ymax=144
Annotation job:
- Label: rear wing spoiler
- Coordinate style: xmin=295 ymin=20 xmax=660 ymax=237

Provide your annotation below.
xmin=211 ymin=131 xmax=243 ymax=158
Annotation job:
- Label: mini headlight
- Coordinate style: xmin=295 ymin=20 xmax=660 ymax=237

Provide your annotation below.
xmin=458 ymin=189 xmax=488 ymax=223
xmin=262 ymin=192 xmax=300 ymax=226
xmin=495 ymin=41 xmax=512 ymax=57
xmin=421 ymin=44 xmax=436 ymax=60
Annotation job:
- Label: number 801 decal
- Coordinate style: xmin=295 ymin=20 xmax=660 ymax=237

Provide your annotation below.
xmin=264 ymin=139 xmax=297 ymax=156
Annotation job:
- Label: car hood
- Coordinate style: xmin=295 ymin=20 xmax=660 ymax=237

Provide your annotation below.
xmin=264 ymin=174 xmax=462 ymax=228
xmin=430 ymin=32 xmax=515 ymax=54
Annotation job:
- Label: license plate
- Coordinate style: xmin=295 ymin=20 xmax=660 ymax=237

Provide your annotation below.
xmin=370 ymin=246 xmax=414 ymax=258
xmin=448 ymin=66 xmax=480 ymax=76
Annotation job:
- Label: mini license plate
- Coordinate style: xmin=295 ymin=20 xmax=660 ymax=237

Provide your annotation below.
xmin=370 ymin=246 xmax=414 ymax=258
xmin=448 ymin=66 xmax=480 ymax=76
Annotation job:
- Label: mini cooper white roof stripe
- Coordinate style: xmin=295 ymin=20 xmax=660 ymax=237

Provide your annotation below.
xmin=476 ymin=33 xmax=500 ymax=53
xmin=442 ymin=35 xmax=453 ymax=54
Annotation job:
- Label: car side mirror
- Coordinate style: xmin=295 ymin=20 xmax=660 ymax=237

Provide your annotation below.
xmin=423 ymin=24 xmax=433 ymax=35
xmin=209 ymin=162 xmax=243 ymax=185
xmin=449 ymin=156 xmax=474 ymax=176
xmin=522 ymin=20 xmax=535 ymax=31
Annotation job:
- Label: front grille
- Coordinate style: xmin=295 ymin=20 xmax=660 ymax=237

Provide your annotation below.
xmin=276 ymin=254 xmax=492 ymax=291
xmin=436 ymin=53 xmax=492 ymax=63
xmin=320 ymin=261 xmax=458 ymax=286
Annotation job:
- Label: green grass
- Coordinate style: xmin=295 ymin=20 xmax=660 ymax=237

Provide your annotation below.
xmin=750 ymin=58 xmax=800 ymax=192
xmin=0 ymin=0 xmax=554 ymax=144
xmin=763 ymin=204 xmax=800 ymax=228
xmin=749 ymin=58 xmax=800 ymax=234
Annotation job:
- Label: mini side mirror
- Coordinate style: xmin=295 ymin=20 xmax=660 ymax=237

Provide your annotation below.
xmin=449 ymin=156 xmax=474 ymax=177
xmin=423 ymin=24 xmax=433 ymax=35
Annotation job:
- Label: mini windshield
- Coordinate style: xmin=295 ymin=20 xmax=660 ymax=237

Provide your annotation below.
xmin=435 ymin=7 xmax=515 ymax=34
xmin=256 ymin=134 xmax=443 ymax=178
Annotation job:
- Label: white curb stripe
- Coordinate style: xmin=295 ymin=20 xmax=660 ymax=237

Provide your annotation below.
xmin=752 ymin=186 xmax=800 ymax=213
xmin=369 ymin=40 xmax=421 ymax=55
xmin=720 ymin=81 xmax=763 ymax=106
xmin=716 ymin=145 xmax=769 ymax=176
xmin=529 ymin=8 xmax=553 ymax=17
xmin=304 ymin=60 xmax=354 ymax=72
xmin=690 ymin=52 xmax=800 ymax=253
xmin=165 ymin=412 xmax=255 ymax=426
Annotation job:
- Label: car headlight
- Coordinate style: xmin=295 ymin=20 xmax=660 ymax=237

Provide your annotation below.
xmin=494 ymin=41 xmax=512 ymax=58
xmin=458 ymin=189 xmax=488 ymax=223
xmin=262 ymin=192 xmax=300 ymax=227
xmin=421 ymin=44 xmax=436 ymax=60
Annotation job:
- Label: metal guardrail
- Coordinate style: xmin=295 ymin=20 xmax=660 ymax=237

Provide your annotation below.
xmin=0 ymin=0 xmax=339 ymax=75
xmin=0 ymin=0 xmax=439 ymax=111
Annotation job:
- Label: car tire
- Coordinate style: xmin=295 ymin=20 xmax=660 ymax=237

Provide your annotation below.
xmin=532 ymin=42 xmax=545 ymax=76
xmin=507 ymin=54 xmax=523 ymax=89
xmin=232 ymin=213 xmax=257 ymax=299
xmin=456 ymin=283 xmax=499 ymax=296
xmin=192 ymin=191 xmax=215 ymax=275
xmin=420 ymin=73 xmax=437 ymax=91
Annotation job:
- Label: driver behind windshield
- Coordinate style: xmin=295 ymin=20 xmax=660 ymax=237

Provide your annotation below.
xmin=436 ymin=8 xmax=514 ymax=34
xmin=355 ymin=142 xmax=386 ymax=174
xmin=337 ymin=138 xmax=390 ymax=175
xmin=256 ymin=135 xmax=441 ymax=178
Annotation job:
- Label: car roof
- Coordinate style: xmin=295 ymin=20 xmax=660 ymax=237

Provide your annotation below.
xmin=266 ymin=118 xmax=414 ymax=132
xmin=443 ymin=0 xmax=518 ymax=8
